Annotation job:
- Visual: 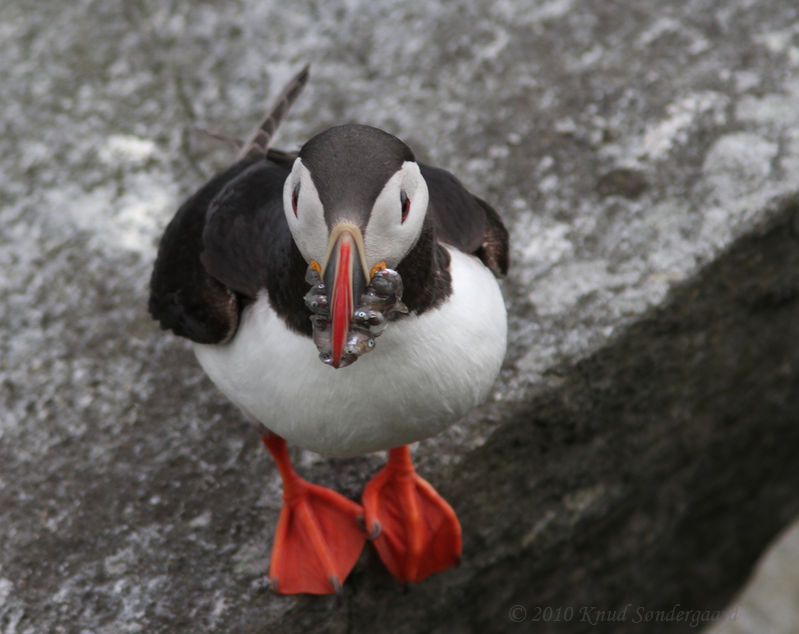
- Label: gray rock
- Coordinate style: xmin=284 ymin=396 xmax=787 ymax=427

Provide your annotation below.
xmin=707 ymin=518 xmax=799 ymax=634
xmin=2 ymin=0 xmax=799 ymax=632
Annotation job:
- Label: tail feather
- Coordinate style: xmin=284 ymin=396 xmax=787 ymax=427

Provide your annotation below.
xmin=236 ymin=64 xmax=310 ymax=160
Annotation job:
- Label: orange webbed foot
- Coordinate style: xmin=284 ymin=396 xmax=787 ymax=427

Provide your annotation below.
xmin=362 ymin=446 xmax=462 ymax=584
xmin=262 ymin=433 xmax=367 ymax=595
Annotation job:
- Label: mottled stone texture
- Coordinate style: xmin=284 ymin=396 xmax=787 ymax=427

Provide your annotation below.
xmin=2 ymin=0 xmax=799 ymax=632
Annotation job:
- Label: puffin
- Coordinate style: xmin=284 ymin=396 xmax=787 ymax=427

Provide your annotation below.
xmin=149 ymin=66 xmax=509 ymax=595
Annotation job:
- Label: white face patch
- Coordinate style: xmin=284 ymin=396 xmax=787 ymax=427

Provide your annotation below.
xmin=283 ymin=158 xmax=328 ymax=264
xmin=363 ymin=161 xmax=429 ymax=270
xmin=284 ymin=158 xmax=429 ymax=271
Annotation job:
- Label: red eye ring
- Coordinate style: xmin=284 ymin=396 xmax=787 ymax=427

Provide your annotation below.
xmin=400 ymin=190 xmax=410 ymax=223
xmin=291 ymin=184 xmax=300 ymax=216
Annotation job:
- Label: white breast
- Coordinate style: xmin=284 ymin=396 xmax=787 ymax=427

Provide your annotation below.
xmin=193 ymin=248 xmax=507 ymax=457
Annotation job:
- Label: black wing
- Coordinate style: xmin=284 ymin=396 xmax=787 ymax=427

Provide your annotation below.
xmin=149 ymin=65 xmax=311 ymax=344
xmin=148 ymin=158 xmax=310 ymax=343
xmin=421 ymin=164 xmax=509 ymax=278
xmin=200 ymin=159 xmax=311 ymax=336
xmin=148 ymin=158 xmax=258 ymax=344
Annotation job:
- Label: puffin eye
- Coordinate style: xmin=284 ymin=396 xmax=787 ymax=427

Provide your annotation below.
xmin=291 ymin=184 xmax=300 ymax=216
xmin=400 ymin=190 xmax=410 ymax=223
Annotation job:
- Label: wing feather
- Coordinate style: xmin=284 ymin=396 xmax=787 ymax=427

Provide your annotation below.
xmin=421 ymin=164 xmax=509 ymax=278
xmin=148 ymin=158 xmax=258 ymax=343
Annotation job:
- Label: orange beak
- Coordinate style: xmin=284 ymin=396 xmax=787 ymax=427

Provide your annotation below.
xmin=322 ymin=223 xmax=369 ymax=368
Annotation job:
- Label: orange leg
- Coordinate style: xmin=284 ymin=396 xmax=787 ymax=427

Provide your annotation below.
xmin=362 ymin=445 xmax=462 ymax=584
xmin=261 ymin=432 xmax=366 ymax=594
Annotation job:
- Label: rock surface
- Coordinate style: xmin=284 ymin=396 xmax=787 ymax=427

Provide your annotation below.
xmin=2 ymin=0 xmax=799 ymax=632
xmin=708 ymin=519 xmax=799 ymax=634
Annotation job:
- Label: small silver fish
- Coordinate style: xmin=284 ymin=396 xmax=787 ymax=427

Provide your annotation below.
xmin=344 ymin=329 xmax=376 ymax=357
xmin=310 ymin=315 xmax=331 ymax=355
xmin=352 ymin=306 xmax=387 ymax=335
xmin=369 ymin=268 xmax=403 ymax=298
xmin=305 ymin=265 xmax=323 ymax=286
xmin=304 ymin=284 xmax=329 ymax=315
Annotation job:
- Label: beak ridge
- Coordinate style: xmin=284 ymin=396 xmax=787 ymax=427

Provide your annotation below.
xmin=323 ymin=224 xmax=368 ymax=368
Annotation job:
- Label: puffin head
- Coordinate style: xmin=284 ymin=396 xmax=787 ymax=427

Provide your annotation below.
xmin=283 ymin=124 xmax=429 ymax=368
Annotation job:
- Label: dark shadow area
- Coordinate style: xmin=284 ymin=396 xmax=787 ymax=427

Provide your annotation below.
xmin=267 ymin=196 xmax=799 ymax=632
